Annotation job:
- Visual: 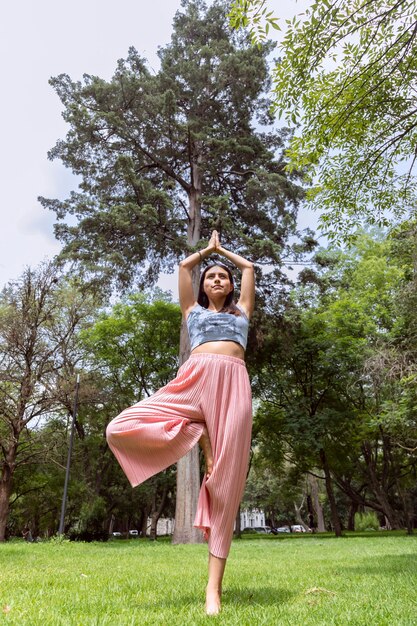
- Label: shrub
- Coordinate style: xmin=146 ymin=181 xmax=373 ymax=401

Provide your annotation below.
xmin=68 ymin=496 xmax=108 ymax=542
xmin=354 ymin=511 xmax=379 ymax=531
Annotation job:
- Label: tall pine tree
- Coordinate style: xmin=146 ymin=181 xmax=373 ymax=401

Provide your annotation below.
xmin=40 ymin=0 xmax=305 ymax=543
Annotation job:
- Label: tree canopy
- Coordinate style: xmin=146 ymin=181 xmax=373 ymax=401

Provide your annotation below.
xmin=4 ymin=229 xmax=416 ymax=538
xmin=230 ymin=0 xmax=417 ymax=241
xmin=40 ymin=0 xmax=305 ymax=291
xmin=249 ymin=227 xmax=417 ymax=533
xmin=0 ymin=263 xmax=96 ymax=541
xmin=6 ymin=291 xmax=181 ymax=540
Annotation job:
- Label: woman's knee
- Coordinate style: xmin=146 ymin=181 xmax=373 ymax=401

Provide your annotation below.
xmin=106 ymin=408 xmax=129 ymax=442
xmin=106 ymin=418 xmax=117 ymax=443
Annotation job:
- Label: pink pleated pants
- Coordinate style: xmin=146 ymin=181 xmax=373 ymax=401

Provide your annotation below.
xmin=106 ymin=353 xmax=252 ymax=559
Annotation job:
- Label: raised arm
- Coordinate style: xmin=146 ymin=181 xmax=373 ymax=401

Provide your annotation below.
xmin=178 ymin=232 xmax=217 ymax=318
xmin=215 ymin=240 xmax=255 ymax=319
xmin=179 ymin=230 xmax=255 ymax=318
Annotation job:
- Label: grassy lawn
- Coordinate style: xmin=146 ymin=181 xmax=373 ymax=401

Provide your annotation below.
xmin=1 ymin=533 xmax=416 ymax=625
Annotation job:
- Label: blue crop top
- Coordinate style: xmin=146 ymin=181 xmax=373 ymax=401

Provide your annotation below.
xmin=186 ymin=303 xmax=249 ymax=351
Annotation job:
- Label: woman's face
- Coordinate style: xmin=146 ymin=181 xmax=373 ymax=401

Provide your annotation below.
xmin=203 ymin=266 xmax=233 ymax=301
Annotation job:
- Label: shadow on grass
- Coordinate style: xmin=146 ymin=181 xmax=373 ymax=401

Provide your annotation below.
xmin=136 ymin=586 xmax=295 ymax=611
xmin=343 ymin=553 xmax=417 ymax=577
xmin=342 ymin=531 xmax=415 ymax=539
xmin=237 ymin=530 xmax=414 ymax=542
xmin=224 ymin=585 xmax=295 ymax=607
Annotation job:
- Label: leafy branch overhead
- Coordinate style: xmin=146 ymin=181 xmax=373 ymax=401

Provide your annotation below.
xmin=228 ymin=0 xmax=280 ymax=44
xmin=230 ymin=0 xmax=417 ymax=241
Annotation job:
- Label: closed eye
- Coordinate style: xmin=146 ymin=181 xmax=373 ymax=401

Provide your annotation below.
xmin=206 ymin=272 xmax=228 ymax=279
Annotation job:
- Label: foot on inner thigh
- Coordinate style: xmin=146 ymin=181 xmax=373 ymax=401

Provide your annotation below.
xmin=199 ymin=426 xmax=214 ymax=477
xmin=205 ymin=586 xmax=221 ymax=615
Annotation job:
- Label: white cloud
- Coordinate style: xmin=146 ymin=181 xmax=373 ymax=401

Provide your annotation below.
xmin=0 ymin=0 xmax=183 ymax=287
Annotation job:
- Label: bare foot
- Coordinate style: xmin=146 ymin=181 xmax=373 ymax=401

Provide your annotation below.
xmin=199 ymin=426 xmax=214 ymax=478
xmin=205 ymin=587 xmax=221 ymax=615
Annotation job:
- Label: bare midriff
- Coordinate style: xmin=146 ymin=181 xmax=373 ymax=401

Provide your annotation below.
xmin=191 ymin=340 xmax=245 ymax=360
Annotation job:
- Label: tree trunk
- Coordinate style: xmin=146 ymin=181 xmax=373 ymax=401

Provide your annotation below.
xmin=404 ymin=494 xmax=414 ymax=536
xmin=347 ymin=500 xmax=359 ymax=531
xmin=361 ymin=441 xmax=401 ymax=529
xmin=335 ymin=475 xmax=384 ymax=516
xmin=234 ymin=505 xmax=241 ymax=538
xmin=149 ymin=485 xmax=168 ymax=541
xmin=0 ymin=440 xmax=18 ymax=543
xmin=308 ymin=473 xmax=326 ymax=532
xmin=108 ymin=513 xmax=115 ymax=536
xmin=293 ymin=498 xmax=310 ymax=531
xmin=141 ymin=505 xmax=151 ymax=538
xmin=173 ymin=143 xmax=204 ymax=545
xmin=0 ymin=466 xmax=13 ymax=542
xmin=319 ymin=448 xmax=342 ymax=537
xmin=385 ymin=435 xmax=413 ymax=535
xmin=172 ymin=445 xmax=202 ymax=544
xmin=398 ymin=486 xmax=414 ymax=536
xmin=173 ymin=313 xmax=203 ymax=544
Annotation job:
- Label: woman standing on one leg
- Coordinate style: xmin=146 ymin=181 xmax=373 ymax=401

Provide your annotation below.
xmin=180 ymin=230 xmax=255 ymax=614
xmin=106 ymin=230 xmax=255 ymax=615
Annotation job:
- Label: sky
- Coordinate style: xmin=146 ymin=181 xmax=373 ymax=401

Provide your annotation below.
xmin=0 ymin=0 xmax=314 ymax=295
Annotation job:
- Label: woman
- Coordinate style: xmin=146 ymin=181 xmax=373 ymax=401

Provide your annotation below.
xmin=106 ymin=230 xmax=255 ymax=615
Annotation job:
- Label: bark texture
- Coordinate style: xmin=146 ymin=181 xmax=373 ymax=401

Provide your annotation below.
xmin=362 ymin=440 xmax=401 ymax=530
xmin=173 ymin=151 xmax=204 ymax=545
xmin=319 ymin=448 xmax=342 ymax=536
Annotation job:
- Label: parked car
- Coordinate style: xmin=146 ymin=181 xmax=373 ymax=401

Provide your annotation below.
xmin=111 ymin=531 xmax=123 ymax=538
xmin=253 ymin=526 xmax=272 ymax=534
xmin=291 ymin=525 xmax=307 ymax=533
xmin=274 ymin=526 xmax=291 ymax=533
xmin=242 ymin=526 xmax=272 ymax=534
xmin=128 ymin=529 xmax=139 ymax=537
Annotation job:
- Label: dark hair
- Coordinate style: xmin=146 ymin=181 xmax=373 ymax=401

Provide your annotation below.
xmin=197 ymin=262 xmax=241 ymax=316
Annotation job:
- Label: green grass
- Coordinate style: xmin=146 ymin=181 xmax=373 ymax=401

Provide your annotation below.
xmin=1 ymin=533 xmax=416 ymax=625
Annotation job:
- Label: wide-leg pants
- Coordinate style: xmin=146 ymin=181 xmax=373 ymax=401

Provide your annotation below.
xmin=106 ymin=353 xmax=252 ymax=559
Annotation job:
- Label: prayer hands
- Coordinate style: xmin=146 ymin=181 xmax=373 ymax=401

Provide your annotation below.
xmin=208 ymin=230 xmax=220 ymax=252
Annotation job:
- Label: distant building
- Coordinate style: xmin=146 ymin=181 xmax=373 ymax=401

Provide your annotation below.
xmin=240 ymin=508 xmax=265 ymax=528
xmin=147 ymin=508 xmax=266 ymax=536
xmin=146 ymin=516 xmax=175 ymax=535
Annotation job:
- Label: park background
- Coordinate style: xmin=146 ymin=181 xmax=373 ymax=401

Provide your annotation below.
xmin=0 ymin=0 xmax=416 ymax=624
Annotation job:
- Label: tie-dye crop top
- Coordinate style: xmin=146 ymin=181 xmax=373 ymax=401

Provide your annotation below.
xmin=186 ymin=303 xmax=249 ymax=351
